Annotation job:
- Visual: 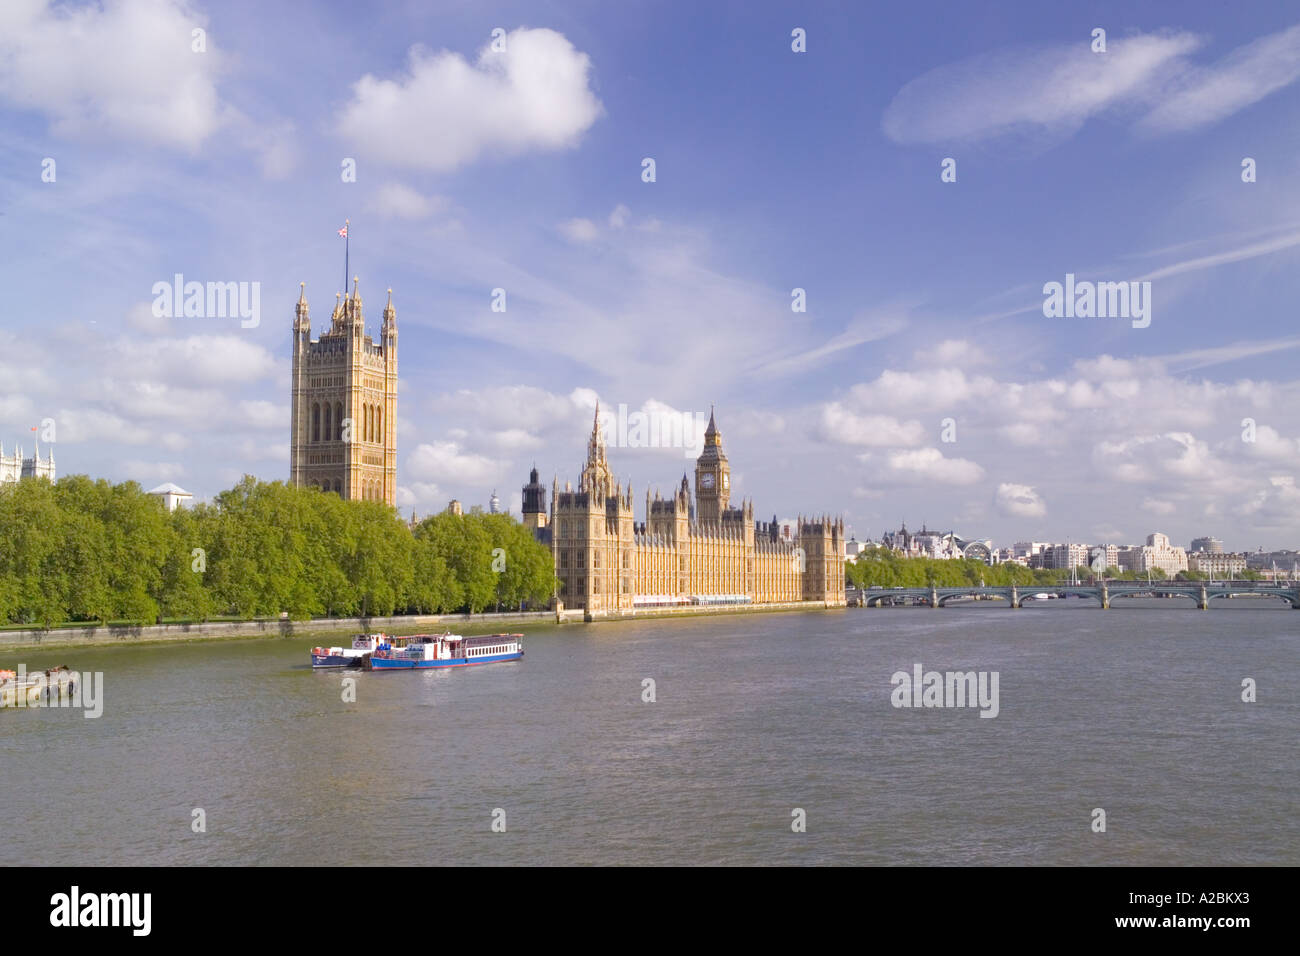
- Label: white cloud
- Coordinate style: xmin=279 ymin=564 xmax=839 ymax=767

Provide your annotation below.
xmin=407 ymin=441 xmax=502 ymax=485
xmin=338 ymin=27 xmax=603 ymax=172
xmin=608 ymin=204 xmax=630 ymax=228
xmin=884 ymin=447 xmax=985 ymax=485
xmin=1141 ymin=24 xmax=1300 ymax=133
xmin=882 ymin=32 xmax=1200 ymax=144
xmin=119 ymin=335 xmax=278 ymax=387
xmin=820 ymin=403 xmax=926 ymax=447
xmin=1142 ymin=497 xmax=1176 ymax=515
xmin=0 ymin=0 xmax=226 ymax=151
xmin=373 ymin=183 xmax=445 ymax=220
xmin=996 ymin=482 xmax=1046 ymax=518
xmin=558 ymin=217 xmax=599 ymax=242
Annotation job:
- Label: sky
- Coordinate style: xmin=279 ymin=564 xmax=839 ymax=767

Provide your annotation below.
xmin=3 ymin=0 xmax=1300 ymax=551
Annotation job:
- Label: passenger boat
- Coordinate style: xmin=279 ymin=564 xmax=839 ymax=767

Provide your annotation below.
xmin=1 ymin=666 xmax=77 ymax=708
xmin=311 ymin=633 xmax=387 ymax=669
xmin=366 ymin=632 xmax=523 ymax=670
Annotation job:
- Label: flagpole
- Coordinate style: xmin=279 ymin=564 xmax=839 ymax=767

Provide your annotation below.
xmin=344 ymin=218 xmax=350 ymax=300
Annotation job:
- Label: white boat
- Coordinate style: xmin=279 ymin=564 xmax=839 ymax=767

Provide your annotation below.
xmin=310 ymin=633 xmax=387 ymax=669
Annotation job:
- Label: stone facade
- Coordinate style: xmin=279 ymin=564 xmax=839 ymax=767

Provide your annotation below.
xmin=289 ymin=279 xmax=397 ymax=505
xmin=540 ymin=407 xmax=844 ymax=614
xmin=0 ymin=441 xmax=54 ymax=484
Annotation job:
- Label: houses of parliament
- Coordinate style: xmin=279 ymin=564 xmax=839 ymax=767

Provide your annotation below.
xmin=285 ymin=285 xmax=843 ymax=614
xmin=522 ymin=406 xmax=845 ymax=616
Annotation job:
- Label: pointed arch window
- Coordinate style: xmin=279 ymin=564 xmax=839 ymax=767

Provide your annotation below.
xmin=312 ymin=404 xmax=320 ymax=442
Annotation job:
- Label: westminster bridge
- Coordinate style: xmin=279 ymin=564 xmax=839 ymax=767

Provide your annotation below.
xmin=849 ymin=581 xmax=1300 ymax=610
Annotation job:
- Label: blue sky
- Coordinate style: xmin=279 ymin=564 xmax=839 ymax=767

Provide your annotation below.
xmin=4 ymin=0 xmax=1300 ymax=550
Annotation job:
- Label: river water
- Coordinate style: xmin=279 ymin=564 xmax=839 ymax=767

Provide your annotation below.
xmin=2 ymin=599 xmax=1295 ymax=865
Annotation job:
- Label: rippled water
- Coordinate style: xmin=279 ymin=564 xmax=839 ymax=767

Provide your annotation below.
xmin=2 ymin=599 xmax=1296 ymax=865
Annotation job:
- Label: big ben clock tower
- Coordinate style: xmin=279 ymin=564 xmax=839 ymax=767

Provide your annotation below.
xmin=694 ymin=407 xmax=730 ymax=523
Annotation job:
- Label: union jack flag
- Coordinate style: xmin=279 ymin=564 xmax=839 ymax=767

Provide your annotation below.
xmin=338 ymin=224 xmax=348 ymax=238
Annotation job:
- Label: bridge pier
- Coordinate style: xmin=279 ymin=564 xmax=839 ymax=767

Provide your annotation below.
xmin=929 ymin=586 xmax=938 ymax=608
xmin=1009 ymin=586 xmax=1020 ymax=609
xmin=1100 ymin=584 xmax=1109 ymax=609
xmin=1198 ymin=585 xmax=1209 ymax=610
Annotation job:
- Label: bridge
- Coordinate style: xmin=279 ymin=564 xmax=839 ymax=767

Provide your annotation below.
xmin=849 ymin=581 xmax=1300 ymax=609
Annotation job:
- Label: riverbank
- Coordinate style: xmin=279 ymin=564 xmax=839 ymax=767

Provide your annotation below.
xmin=0 ymin=600 xmax=846 ymax=649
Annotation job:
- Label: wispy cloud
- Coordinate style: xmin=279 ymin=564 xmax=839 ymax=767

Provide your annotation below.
xmin=884 ymin=23 xmax=1300 ymax=146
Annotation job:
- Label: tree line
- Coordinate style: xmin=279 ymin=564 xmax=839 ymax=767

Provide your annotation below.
xmin=0 ymin=475 xmax=557 ymax=628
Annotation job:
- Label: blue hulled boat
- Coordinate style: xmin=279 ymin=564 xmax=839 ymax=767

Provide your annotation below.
xmin=365 ymin=632 xmax=523 ymax=670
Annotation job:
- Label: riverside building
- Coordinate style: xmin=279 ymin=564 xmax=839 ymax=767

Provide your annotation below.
xmin=529 ymin=407 xmax=845 ymax=617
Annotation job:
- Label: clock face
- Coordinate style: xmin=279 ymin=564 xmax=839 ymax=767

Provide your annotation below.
xmin=700 ymin=473 xmax=715 ymax=490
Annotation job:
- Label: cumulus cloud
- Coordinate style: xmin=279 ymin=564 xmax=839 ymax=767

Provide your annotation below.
xmin=819 ymin=404 xmax=926 ymax=447
xmin=117 ymin=335 xmax=278 ymax=387
xmin=373 ymin=183 xmax=446 ymax=220
xmin=996 ymin=482 xmax=1046 ymax=518
xmin=0 ymin=0 xmax=226 ymax=150
xmin=338 ymin=27 xmax=603 ymax=171
xmin=407 ymin=440 xmax=502 ymax=485
xmin=883 ymin=447 xmax=985 ymax=485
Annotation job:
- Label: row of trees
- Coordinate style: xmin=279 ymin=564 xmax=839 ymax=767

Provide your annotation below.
xmin=845 ymin=550 xmax=1264 ymax=589
xmin=0 ymin=475 xmax=558 ymax=628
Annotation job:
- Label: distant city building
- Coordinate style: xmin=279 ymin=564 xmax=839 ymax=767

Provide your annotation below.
xmin=289 ymin=279 xmax=397 ymax=505
xmin=1188 ymin=552 xmax=1246 ymax=577
xmin=1033 ymin=543 xmax=1090 ymax=570
xmin=147 ymin=482 xmax=192 ymax=512
xmin=446 ymin=499 xmax=463 ymax=516
xmin=1117 ymin=532 xmax=1188 ymax=575
xmin=489 ymin=490 xmax=501 ymax=514
xmin=0 ymin=440 xmax=55 ymax=484
xmin=845 ymin=536 xmax=863 ymax=559
xmin=1245 ymin=549 xmax=1300 ymax=576
xmin=1013 ymin=541 xmax=1050 ymax=559
xmin=880 ymin=523 xmax=990 ymax=562
xmin=1189 ymin=536 xmax=1223 ymax=554
xmin=1090 ymin=544 xmax=1120 ymax=571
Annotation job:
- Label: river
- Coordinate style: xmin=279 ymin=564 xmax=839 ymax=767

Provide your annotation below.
xmin=2 ymin=599 xmax=1295 ymax=865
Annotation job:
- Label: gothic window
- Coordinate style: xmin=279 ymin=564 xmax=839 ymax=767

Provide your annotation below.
xmin=335 ymin=402 xmax=343 ymax=440
xmin=312 ymin=404 xmax=320 ymax=442
xmin=366 ymin=404 xmax=373 ymax=443
xmin=334 ymin=479 xmax=342 ymax=495
xmin=323 ymin=404 xmax=332 ymax=444
xmin=377 ymin=406 xmax=383 ymax=444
